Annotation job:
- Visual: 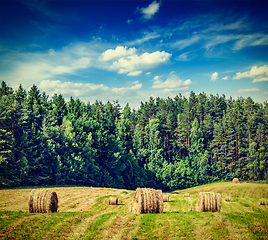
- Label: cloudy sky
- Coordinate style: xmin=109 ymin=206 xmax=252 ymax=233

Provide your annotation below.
xmin=0 ymin=0 xmax=267 ymax=109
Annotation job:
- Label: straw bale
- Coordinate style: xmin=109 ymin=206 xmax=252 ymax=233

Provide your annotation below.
xmin=232 ymin=178 xmax=240 ymax=184
xmin=184 ymin=193 xmax=190 ymax=197
xmin=197 ymin=192 xmax=221 ymax=212
xmin=28 ymin=189 xmax=58 ymax=213
xmin=109 ymin=197 xmax=118 ymax=205
xmin=28 ymin=189 xmax=36 ymax=213
xmin=156 ymin=190 xmax=164 ymax=213
xmin=131 ymin=188 xmax=164 ymax=214
xmin=225 ymin=196 xmax=231 ymax=202
xmin=163 ymin=195 xmax=169 ymax=202
xmin=259 ymin=200 xmax=266 ymax=205
xmin=216 ymin=193 xmax=221 ymax=212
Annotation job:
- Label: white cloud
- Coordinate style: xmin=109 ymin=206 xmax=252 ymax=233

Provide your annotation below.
xmin=113 ymin=81 xmax=142 ymax=93
xmin=253 ymin=77 xmax=268 ymax=83
xmin=210 ymin=72 xmax=219 ymax=81
xmin=39 ymin=80 xmax=109 ymax=98
xmin=145 ymin=72 xmax=151 ymax=75
xmin=205 ymin=34 xmax=241 ymax=49
xmin=233 ymin=65 xmax=268 ymax=83
xmin=222 ymin=76 xmax=229 ymax=80
xmin=127 ymin=71 xmax=142 ymax=76
xmin=110 ymin=51 xmax=171 ymax=75
xmin=153 ymin=75 xmax=161 ymax=80
xmin=203 ymin=18 xmax=247 ymax=33
xmin=238 ymin=88 xmax=260 ymax=93
xmin=152 ymin=74 xmax=192 ymax=91
xmin=173 ymin=35 xmax=201 ymax=50
xmin=127 ymin=32 xmax=160 ymax=46
xmin=127 ymin=19 xmax=133 ymax=24
xmin=233 ymin=34 xmax=268 ymax=50
xmin=99 ymin=46 xmax=137 ymax=61
xmin=38 ymin=79 xmax=143 ymax=107
xmin=138 ymin=1 xmax=160 ymax=20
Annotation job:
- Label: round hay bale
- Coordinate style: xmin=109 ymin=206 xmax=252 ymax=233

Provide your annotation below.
xmin=131 ymin=188 xmax=164 ymax=214
xmin=163 ymin=195 xmax=169 ymax=202
xmin=259 ymin=200 xmax=266 ymax=205
xmin=28 ymin=189 xmax=37 ymax=213
xmin=156 ymin=190 xmax=164 ymax=213
xmin=225 ymin=196 xmax=231 ymax=202
xmin=197 ymin=192 xmax=221 ymax=212
xmin=109 ymin=197 xmax=118 ymax=205
xmin=232 ymin=178 xmax=240 ymax=184
xmin=184 ymin=193 xmax=190 ymax=197
xmin=28 ymin=189 xmax=58 ymax=213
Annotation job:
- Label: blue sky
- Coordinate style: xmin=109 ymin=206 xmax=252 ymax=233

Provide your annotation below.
xmin=0 ymin=0 xmax=267 ymax=109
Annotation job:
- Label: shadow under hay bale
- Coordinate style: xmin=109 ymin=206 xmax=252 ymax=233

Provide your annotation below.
xmin=29 ymin=189 xmax=58 ymax=213
xmin=259 ymin=200 xmax=266 ymax=205
xmin=109 ymin=197 xmax=118 ymax=205
xmin=131 ymin=188 xmax=164 ymax=214
xmin=225 ymin=196 xmax=231 ymax=202
xmin=163 ymin=195 xmax=169 ymax=202
xmin=232 ymin=178 xmax=240 ymax=184
xmin=184 ymin=193 xmax=190 ymax=197
xmin=197 ymin=192 xmax=221 ymax=212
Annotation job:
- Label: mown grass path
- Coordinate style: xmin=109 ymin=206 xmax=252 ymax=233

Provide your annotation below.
xmin=0 ymin=182 xmax=267 ymax=239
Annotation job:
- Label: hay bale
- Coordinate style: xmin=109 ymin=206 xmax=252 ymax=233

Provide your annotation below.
xmin=156 ymin=190 xmax=164 ymax=213
xmin=28 ymin=189 xmax=36 ymax=213
xmin=184 ymin=193 xmax=190 ymax=197
xmin=259 ymin=200 xmax=266 ymax=205
xmin=232 ymin=178 xmax=240 ymax=184
xmin=109 ymin=197 xmax=118 ymax=205
xmin=28 ymin=189 xmax=58 ymax=213
xmin=163 ymin=195 xmax=169 ymax=202
xmin=197 ymin=192 xmax=221 ymax=212
xmin=225 ymin=196 xmax=231 ymax=202
xmin=131 ymin=188 xmax=164 ymax=214
xmin=189 ymin=207 xmax=196 ymax=211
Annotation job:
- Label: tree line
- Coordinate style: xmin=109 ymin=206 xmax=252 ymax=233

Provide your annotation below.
xmin=0 ymin=81 xmax=267 ymax=190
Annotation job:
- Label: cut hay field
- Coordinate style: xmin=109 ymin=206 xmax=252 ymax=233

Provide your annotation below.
xmin=0 ymin=182 xmax=267 ymax=239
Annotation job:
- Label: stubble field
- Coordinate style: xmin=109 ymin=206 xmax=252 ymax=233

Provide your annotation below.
xmin=0 ymin=182 xmax=267 ymax=239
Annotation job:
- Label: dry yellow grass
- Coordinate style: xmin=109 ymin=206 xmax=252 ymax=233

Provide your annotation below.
xmin=0 ymin=182 xmax=267 ymax=240
xmin=0 ymin=182 xmax=267 ymax=214
xmin=0 ymin=187 xmax=130 ymax=212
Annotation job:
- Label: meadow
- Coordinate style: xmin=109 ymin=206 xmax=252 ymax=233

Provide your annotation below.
xmin=0 ymin=182 xmax=267 ymax=239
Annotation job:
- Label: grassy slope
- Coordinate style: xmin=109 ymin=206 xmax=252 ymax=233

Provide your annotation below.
xmin=0 ymin=182 xmax=267 ymax=239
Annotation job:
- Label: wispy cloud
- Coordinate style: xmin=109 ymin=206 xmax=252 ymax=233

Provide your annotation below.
xmin=238 ymin=88 xmax=260 ymax=93
xmin=203 ymin=18 xmax=248 ymax=33
xmin=127 ymin=32 xmax=160 ymax=46
xmin=39 ymin=79 xmax=143 ymax=106
xmin=138 ymin=1 xmax=161 ymax=20
xmin=172 ymin=35 xmax=201 ymax=50
xmin=168 ymin=16 xmax=268 ymax=55
xmin=232 ymin=34 xmax=268 ymax=50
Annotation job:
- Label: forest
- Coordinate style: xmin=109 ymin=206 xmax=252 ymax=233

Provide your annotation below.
xmin=0 ymin=81 xmax=267 ymax=190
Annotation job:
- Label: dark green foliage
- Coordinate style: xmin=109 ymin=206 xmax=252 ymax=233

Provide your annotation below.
xmin=0 ymin=81 xmax=267 ymax=189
